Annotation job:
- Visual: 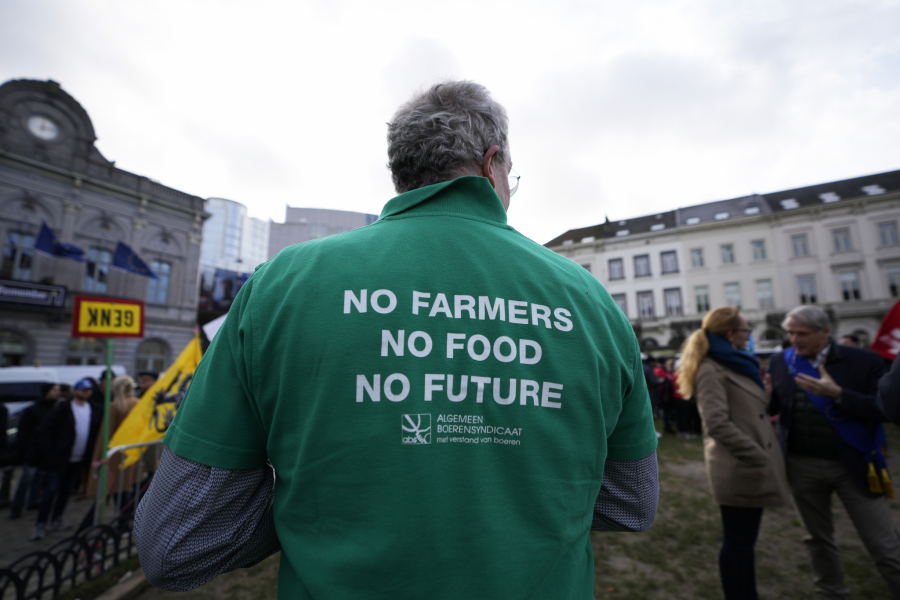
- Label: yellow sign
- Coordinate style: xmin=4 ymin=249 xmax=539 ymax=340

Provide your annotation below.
xmin=72 ymin=296 xmax=144 ymax=338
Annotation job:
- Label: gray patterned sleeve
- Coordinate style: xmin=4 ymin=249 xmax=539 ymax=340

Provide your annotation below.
xmin=592 ymin=452 xmax=659 ymax=532
xmin=134 ymin=447 xmax=280 ymax=591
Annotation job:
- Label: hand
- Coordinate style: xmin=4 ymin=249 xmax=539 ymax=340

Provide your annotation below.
xmin=795 ymin=365 xmax=843 ymax=400
xmin=764 ymin=373 xmax=773 ymax=398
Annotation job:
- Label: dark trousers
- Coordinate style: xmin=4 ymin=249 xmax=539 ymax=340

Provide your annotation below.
xmin=719 ymin=505 xmax=764 ymax=600
xmin=674 ymin=399 xmax=692 ymax=433
xmin=36 ymin=462 xmax=82 ymax=526
xmin=662 ymin=401 xmax=678 ymax=432
xmin=11 ymin=466 xmax=45 ymax=513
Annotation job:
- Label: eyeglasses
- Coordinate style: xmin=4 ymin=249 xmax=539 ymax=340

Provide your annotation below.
xmin=505 ymin=162 xmax=520 ymax=197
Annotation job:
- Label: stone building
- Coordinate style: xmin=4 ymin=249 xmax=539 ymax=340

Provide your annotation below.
xmin=0 ymin=79 xmax=207 ymax=373
xmin=267 ymin=206 xmax=377 ymax=259
xmin=545 ymin=169 xmax=900 ymax=353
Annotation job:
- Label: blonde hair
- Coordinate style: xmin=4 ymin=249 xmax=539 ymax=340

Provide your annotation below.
xmin=676 ymin=307 xmax=743 ymax=398
xmin=111 ymin=375 xmax=136 ymax=413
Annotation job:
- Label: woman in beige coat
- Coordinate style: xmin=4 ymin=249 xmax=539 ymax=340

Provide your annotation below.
xmin=678 ymin=307 xmax=790 ymax=600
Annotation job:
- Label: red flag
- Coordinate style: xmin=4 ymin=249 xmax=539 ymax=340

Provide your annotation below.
xmin=871 ymin=300 xmax=900 ymax=360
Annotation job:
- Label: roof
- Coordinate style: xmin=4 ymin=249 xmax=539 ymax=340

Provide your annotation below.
xmin=545 ymin=168 xmax=900 ymax=247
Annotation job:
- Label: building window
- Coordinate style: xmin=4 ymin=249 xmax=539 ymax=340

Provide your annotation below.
xmin=798 ymin=275 xmax=817 ymax=304
xmin=756 ymin=279 xmax=774 ymax=309
xmin=611 ymin=293 xmax=627 ymax=316
xmin=608 ymin=258 xmax=624 ymax=280
xmin=84 ymin=247 xmax=112 ymax=293
xmin=66 ymin=338 xmax=105 ymax=365
xmin=792 ymin=234 xmax=809 ymax=257
xmin=580 ymin=264 xmax=591 ymax=273
xmin=839 ymin=271 xmax=861 ymax=301
xmin=690 ymin=248 xmax=704 ymax=268
xmin=634 ymin=255 xmax=651 ymax=277
xmin=664 ymin=288 xmax=683 ymax=316
xmin=724 ymin=282 xmax=741 ymax=307
xmin=1 ymin=231 xmax=36 ymax=281
xmin=695 ymin=286 xmax=710 ymax=313
xmin=0 ymin=331 xmax=29 ymax=367
xmin=637 ymin=291 xmax=655 ymax=319
xmin=751 ymin=240 xmax=767 ymax=261
xmin=721 ymin=244 xmax=735 ymax=264
xmin=880 ymin=222 xmax=899 ymax=247
xmin=888 ymin=266 xmax=900 ymax=297
xmin=661 ymin=251 xmax=678 ymax=274
xmin=135 ymin=339 xmax=169 ymax=374
xmin=147 ymin=260 xmax=171 ymax=304
xmin=833 ymin=228 xmax=852 ymax=252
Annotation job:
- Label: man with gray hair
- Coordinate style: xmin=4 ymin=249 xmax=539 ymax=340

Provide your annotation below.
xmin=768 ymin=305 xmax=900 ymax=598
xmin=134 ymin=81 xmax=659 ymax=598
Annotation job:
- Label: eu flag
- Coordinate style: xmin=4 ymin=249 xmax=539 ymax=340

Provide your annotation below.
xmin=34 ymin=222 xmax=86 ymax=261
xmin=112 ymin=242 xmax=158 ymax=279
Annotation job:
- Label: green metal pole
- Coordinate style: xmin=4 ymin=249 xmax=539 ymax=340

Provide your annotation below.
xmin=98 ymin=338 xmax=112 ymax=524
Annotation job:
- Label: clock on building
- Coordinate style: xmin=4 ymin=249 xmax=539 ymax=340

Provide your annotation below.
xmin=26 ymin=114 xmax=59 ymax=141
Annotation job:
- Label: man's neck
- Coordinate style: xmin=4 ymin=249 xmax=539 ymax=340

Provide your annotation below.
xmin=801 ymin=343 xmax=831 ymax=366
xmin=72 ymin=398 xmax=87 ymax=407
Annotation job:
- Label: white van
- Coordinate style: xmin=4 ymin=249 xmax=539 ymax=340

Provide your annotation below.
xmin=1 ymin=364 xmax=127 ymax=430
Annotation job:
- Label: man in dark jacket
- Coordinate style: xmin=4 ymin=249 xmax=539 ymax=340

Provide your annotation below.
xmin=768 ymin=306 xmax=900 ymax=598
xmin=30 ymin=378 xmax=101 ymax=540
xmin=9 ymin=383 xmax=59 ymax=519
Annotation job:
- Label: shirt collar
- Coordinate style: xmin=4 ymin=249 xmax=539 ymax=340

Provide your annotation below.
xmin=378 ymin=176 xmax=508 ymax=226
xmin=811 ymin=343 xmax=832 ymax=369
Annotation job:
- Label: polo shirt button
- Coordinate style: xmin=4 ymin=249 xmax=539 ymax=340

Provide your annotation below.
xmin=768 ymin=442 xmax=772 ymax=448
xmin=760 ymin=414 xmax=764 ymax=419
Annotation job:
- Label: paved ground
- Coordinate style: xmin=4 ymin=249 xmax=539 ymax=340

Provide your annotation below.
xmin=0 ymin=466 xmax=112 ymax=567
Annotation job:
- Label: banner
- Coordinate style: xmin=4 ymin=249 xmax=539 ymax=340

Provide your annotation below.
xmin=871 ymin=300 xmax=900 ymax=361
xmin=109 ymin=334 xmax=203 ymax=466
xmin=198 ymin=268 xmax=251 ymax=311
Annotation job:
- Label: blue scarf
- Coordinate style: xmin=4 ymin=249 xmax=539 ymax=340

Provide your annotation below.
xmin=785 ymin=346 xmax=893 ymax=497
xmin=706 ymin=332 xmax=765 ymax=390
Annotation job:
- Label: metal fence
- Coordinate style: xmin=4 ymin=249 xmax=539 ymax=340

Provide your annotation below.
xmin=0 ymin=440 xmax=162 ymax=600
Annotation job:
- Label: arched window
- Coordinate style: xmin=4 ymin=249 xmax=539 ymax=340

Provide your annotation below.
xmin=762 ymin=328 xmax=782 ymax=341
xmin=640 ymin=338 xmax=659 ymax=351
xmin=0 ymin=331 xmax=29 ymax=367
xmin=66 ymin=338 xmax=105 ymax=365
xmin=135 ymin=339 xmax=169 ymax=373
xmin=2 ymin=231 xmax=36 ymax=281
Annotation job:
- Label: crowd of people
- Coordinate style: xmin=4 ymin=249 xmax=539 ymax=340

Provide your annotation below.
xmin=6 ymin=369 xmax=157 ymax=541
xmin=643 ymin=355 xmax=701 ymax=440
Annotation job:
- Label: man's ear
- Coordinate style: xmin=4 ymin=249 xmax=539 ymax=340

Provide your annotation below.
xmin=481 ymin=145 xmax=500 ymax=188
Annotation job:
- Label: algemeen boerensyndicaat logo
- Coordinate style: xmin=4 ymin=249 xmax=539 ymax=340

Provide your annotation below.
xmin=402 ymin=414 xmax=431 ymax=445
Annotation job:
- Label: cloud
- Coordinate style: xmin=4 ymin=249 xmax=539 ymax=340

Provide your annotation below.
xmin=382 ymin=38 xmax=462 ymax=109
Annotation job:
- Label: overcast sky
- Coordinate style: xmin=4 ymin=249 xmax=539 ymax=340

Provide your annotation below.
xmin=2 ymin=0 xmax=898 ymax=244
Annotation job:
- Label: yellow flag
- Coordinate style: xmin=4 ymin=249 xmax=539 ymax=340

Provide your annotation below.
xmin=110 ymin=334 xmax=203 ymax=467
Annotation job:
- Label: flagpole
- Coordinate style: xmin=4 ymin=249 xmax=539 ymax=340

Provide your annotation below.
xmin=98 ymin=339 xmax=112 ymax=524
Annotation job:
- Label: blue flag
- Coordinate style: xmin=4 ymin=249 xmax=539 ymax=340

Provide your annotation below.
xmin=34 ymin=222 xmax=86 ymax=261
xmin=112 ymin=242 xmax=157 ymax=279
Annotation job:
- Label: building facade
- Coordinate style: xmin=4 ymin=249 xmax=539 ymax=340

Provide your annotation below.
xmin=546 ymin=170 xmax=900 ymax=352
xmin=200 ymin=197 xmax=269 ymax=273
xmin=0 ymin=79 xmax=207 ymax=372
xmin=267 ymin=206 xmax=377 ymax=259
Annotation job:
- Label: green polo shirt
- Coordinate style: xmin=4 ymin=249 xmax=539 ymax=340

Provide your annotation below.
xmin=166 ymin=176 xmax=656 ymax=599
